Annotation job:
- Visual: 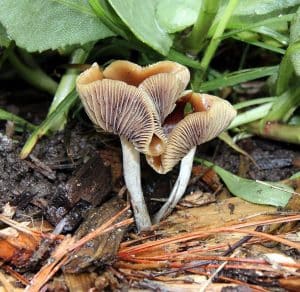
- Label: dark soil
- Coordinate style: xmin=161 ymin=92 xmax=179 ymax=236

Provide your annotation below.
xmin=0 ymin=121 xmax=299 ymax=228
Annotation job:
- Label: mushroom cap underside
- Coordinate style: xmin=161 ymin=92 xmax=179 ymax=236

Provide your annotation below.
xmin=76 ymin=62 xmax=236 ymax=174
xmin=146 ymin=93 xmax=237 ymax=173
xmin=78 ymin=61 xmax=190 ymax=125
xmin=77 ymin=71 xmax=166 ymax=156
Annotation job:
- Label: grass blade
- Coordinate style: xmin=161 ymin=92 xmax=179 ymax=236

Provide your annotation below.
xmin=196 ymin=66 xmax=278 ymax=91
xmin=20 ymin=90 xmax=78 ymax=159
xmin=0 ymin=108 xmax=36 ymax=131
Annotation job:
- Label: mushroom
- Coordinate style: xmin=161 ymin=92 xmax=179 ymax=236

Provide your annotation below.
xmin=76 ymin=60 xmax=236 ymax=231
xmin=76 ymin=63 xmax=165 ymax=231
xmin=76 ymin=61 xmax=188 ymax=231
xmin=148 ymin=91 xmax=237 ymax=222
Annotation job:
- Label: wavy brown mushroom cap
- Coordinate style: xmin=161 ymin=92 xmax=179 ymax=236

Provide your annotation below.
xmin=146 ymin=93 xmax=237 ymax=173
xmin=103 ymin=60 xmax=190 ymax=87
xmin=103 ymin=60 xmax=190 ymax=124
xmin=139 ymin=73 xmax=185 ymax=123
xmin=76 ymin=63 xmax=166 ymax=156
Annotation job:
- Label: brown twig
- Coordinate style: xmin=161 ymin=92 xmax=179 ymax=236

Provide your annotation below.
xmin=119 ymin=215 xmax=300 ymax=256
xmin=2 ymin=264 xmax=30 ymax=286
xmin=26 ymin=205 xmax=133 ymax=291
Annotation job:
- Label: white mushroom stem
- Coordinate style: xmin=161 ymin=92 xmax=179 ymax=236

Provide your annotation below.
xmin=120 ymin=138 xmax=152 ymax=232
xmin=153 ymin=146 xmax=196 ymax=223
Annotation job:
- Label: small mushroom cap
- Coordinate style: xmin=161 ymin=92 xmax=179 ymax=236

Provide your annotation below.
xmin=139 ymin=73 xmax=186 ymax=123
xmin=103 ymin=60 xmax=190 ymax=88
xmin=146 ymin=93 xmax=237 ymax=173
xmin=76 ymin=63 xmax=166 ymax=156
xmin=77 ymin=62 xmax=104 ymax=84
xmin=99 ymin=60 xmax=190 ymax=127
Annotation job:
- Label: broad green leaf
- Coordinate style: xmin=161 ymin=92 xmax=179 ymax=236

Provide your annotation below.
xmin=227 ymin=0 xmax=300 ymax=27
xmin=0 ymin=0 xmax=114 ymax=52
xmin=156 ymin=0 xmax=202 ymax=33
xmin=153 ymin=0 xmax=299 ymax=35
xmin=196 ymin=159 xmax=292 ymax=207
xmin=222 ymin=13 xmax=295 ymax=39
xmin=0 ymin=22 xmax=10 ymax=47
xmin=108 ymin=0 xmax=172 ymax=55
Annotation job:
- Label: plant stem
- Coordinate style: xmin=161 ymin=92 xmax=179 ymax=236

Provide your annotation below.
xmin=20 ymin=90 xmax=78 ymax=159
xmin=7 ymin=50 xmax=57 ymax=95
xmin=228 ymin=102 xmax=273 ymax=129
xmin=199 ymin=0 xmax=239 ymax=79
xmin=246 ymin=121 xmax=300 ymax=144
xmin=47 ymin=47 xmax=91 ymax=131
xmin=168 ymin=49 xmax=202 ymax=69
xmin=263 ymin=87 xmax=300 ymax=124
xmin=184 ymin=0 xmax=220 ymax=54
xmin=89 ymin=0 xmax=128 ymax=39
xmin=0 ymin=44 xmax=12 ymax=70
xmin=234 ymin=97 xmax=275 ymax=110
xmin=276 ymin=43 xmax=300 ymax=95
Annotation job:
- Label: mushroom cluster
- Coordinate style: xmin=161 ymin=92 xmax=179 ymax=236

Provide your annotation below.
xmin=76 ymin=60 xmax=236 ymax=231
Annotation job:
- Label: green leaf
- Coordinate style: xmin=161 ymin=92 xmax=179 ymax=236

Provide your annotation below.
xmin=263 ymin=87 xmax=300 ymax=123
xmin=222 ymin=13 xmax=295 ymax=39
xmin=195 ymin=66 xmax=278 ymax=91
xmin=290 ymin=8 xmax=300 ymax=75
xmin=108 ymin=0 xmax=172 ymax=55
xmin=291 ymin=7 xmax=300 ymax=43
xmin=218 ymin=132 xmax=256 ymax=165
xmin=275 ymin=10 xmax=300 ymax=95
xmin=233 ymin=97 xmax=275 ymax=110
xmin=290 ymin=171 xmax=300 ymax=179
xmin=227 ymin=0 xmax=300 ymax=27
xmin=289 ymin=171 xmax=300 ymax=179
xmin=233 ymin=36 xmax=286 ymax=54
xmin=0 ymin=22 xmax=10 ymax=47
xmin=47 ymin=46 xmax=91 ymax=131
xmin=154 ymin=0 xmax=300 ymax=35
xmin=168 ymin=48 xmax=202 ymax=69
xmin=20 ymin=89 xmax=78 ymax=159
xmin=228 ymin=103 xmax=273 ymax=129
xmin=156 ymin=0 xmax=202 ymax=33
xmin=0 ymin=108 xmax=36 ymax=131
xmin=0 ymin=0 xmax=114 ymax=52
xmin=289 ymin=115 xmax=300 ymax=125
xmin=195 ymin=159 xmax=292 ymax=207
